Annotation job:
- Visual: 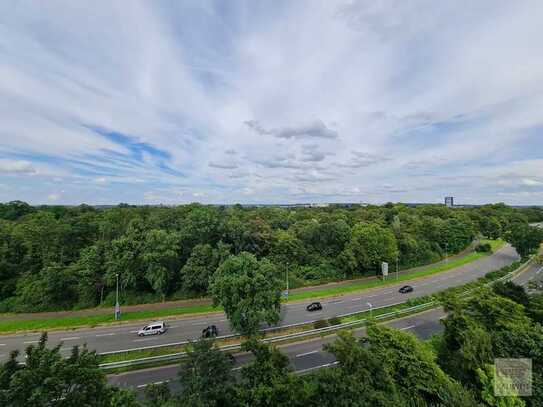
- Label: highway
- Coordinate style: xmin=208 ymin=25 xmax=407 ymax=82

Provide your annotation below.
xmin=0 ymin=244 xmax=518 ymax=362
xmin=108 ymin=257 xmax=543 ymax=393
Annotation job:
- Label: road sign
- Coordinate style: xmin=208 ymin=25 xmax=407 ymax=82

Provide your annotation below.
xmin=381 ymin=262 xmax=389 ymax=279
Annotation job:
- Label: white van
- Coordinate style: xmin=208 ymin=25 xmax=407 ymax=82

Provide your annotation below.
xmin=137 ymin=321 xmax=167 ymax=336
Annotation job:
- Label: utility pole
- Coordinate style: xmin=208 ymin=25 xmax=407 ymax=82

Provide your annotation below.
xmin=367 ymin=302 xmax=373 ymax=318
xmin=396 ymin=255 xmax=399 ymax=280
xmin=115 ymin=273 xmax=121 ymax=320
xmin=445 ymin=243 xmax=449 ymax=264
xmin=285 ymin=263 xmax=289 ymax=300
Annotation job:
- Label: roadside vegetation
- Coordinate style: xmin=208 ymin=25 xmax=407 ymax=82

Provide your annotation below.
xmin=2 ymin=279 xmax=542 ymax=406
xmin=1 ymin=200 xmax=542 ymax=315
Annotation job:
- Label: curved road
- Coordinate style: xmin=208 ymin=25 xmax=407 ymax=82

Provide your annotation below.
xmin=109 ymin=256 xmax=542 ymax=393
xmin=0 ymin=245 xmax=518 ymax=362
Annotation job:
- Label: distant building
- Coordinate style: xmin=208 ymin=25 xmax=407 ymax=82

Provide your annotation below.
xmin=445 ymin=196 xmax=454 ymax=208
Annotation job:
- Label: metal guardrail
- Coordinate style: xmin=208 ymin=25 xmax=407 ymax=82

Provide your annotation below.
xmin=99 ymin=301 xmax=436 ymax=370
xmin=99 ymin=256 xmax=535 ymax=370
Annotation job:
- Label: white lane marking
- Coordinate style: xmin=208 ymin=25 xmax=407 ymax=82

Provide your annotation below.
xmin=296 ymin=350 xmax=319 ymax=358
xmin=0 ymin=343 xmax=5 ymax=346
xmin=129 ymin=330 xmax=139 ymax=333
xmin=297 ymin=361 xmax=339 ymax=374
xmin=60 ymin=337 xmax=80 ymax=341
xmin=329 ymin=300 xmax=343 ymax=304
xmin=399 ymin=325 xmax=416 ymax=331
xmin=133 ymin=337 xmax=159 ymax=342
xmin=232 ymin=366 xmax=243 ymax=371
xmin=96 ymin=333 xmax=116 ymax=337
xmin=23 ymin=340 xmax=40 ymax=344
xmin=218 ymin=319 xmax=227 ymax=322
xmin=192 ymin=321 xmax=208 ymax=326
xmin=345 ymin=304 xmax=360 ymax=309
xmin=137 ymin=380 xmax=165 ymax=389
xmin=351 ymin=297 xmax=362 ymax=302
xmin=366 ymin=294 xmax=377 ymax=298
xmin=536 ymin=267 xmax=542 ymax=274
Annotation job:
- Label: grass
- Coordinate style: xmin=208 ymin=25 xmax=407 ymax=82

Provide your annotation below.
xmin=0 ymin=240 xmax=504 ymax=334
xmin=285 ymin=239 xmax=504 ymax=302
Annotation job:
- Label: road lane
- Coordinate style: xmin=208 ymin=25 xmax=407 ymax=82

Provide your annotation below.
xmin=0 ymin=245 xmax=518 ymax=361
xmin=108 ymin=255 xmax=542 ymax=393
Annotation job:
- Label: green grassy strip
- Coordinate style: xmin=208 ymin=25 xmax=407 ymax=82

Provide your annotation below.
xmin=0 ymin=304 xmax=218 ymax=333
xmin=285 ymin=239 xmax=503 ymax=302
xmin=0 ymin=240 xmax=503 ymax=334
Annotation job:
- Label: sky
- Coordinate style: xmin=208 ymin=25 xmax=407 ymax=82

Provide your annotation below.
xmin=0 ymin=0 xmax=542 ymax=206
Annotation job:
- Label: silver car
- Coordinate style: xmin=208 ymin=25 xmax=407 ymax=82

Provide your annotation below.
xmin=137 ymin=321 xmax=167 ymax=336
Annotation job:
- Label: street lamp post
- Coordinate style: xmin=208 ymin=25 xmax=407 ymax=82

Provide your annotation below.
xmin=285 ymin=263 xmax=289 ymax=300
xmin=115 ymin=273 xmax=121 ymax=320
xmin=367 ymin=302 xmax=373 ymax=318
xmin=445 ymin=243 xmax=449 ymax=264
xmin=396 ymin=255 xmax=399 ymax=280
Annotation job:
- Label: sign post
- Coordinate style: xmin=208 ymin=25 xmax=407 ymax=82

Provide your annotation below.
xmin=381 ymin=262 xmax=389 ymax=281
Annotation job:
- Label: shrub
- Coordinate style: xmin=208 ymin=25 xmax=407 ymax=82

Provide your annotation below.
xmin=314 ymin=319 xmax=329 ymax=329
xmin=328 ymin=316 xmax=342 ymax=325
xmin=475 ymin=243 xmax=492 ymax=253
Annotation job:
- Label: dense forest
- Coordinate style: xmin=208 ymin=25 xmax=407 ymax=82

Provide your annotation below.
xmin=0 ymin=200 xmax=542 ymax=313
xmin=1 ymin=280 xmax=542 ymax=406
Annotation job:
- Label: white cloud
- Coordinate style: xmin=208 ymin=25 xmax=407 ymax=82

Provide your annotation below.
xmin=1 ymin=1 xmax=543 ymax=204
xmin=0 ymin=159 xmax=36 ymax=174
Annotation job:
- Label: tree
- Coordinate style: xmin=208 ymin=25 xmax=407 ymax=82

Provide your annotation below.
xmin=504 ymin=223 xmax=543 ymax=257
xmin=178 ymin=338 xmax=235 ymax=407
xmin=346 ymin=223 xmax=398 ymax=274
xmin=308 ymin=330 xmax=402 ymax=406
xmin=142 ymin=229 xmax=180 ymax=300
xmin=209 ymin=252 xmax=282 ymax=336
xmin=181 ymin=243 xmax=222 ymax=294
xmin=493 ymin=281 xmax=530 ymax=307
xmin=366 ymin=323 xmax=477 ymax=406
xmin=238 ymin=339 xmax=307 ymax=407
xmin=0 ymin=333 xmax=120 ymax=406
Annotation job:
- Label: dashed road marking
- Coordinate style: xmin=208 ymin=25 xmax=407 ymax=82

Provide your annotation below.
xmin=23 ymin=340 xmax=40 ymax=344
xmin=0 ymin=343 xmax=6 ymax=346
xmin=399 ymin=325 xmax=416 ymax=331
xmin=60 ymin=337 xmax=80 ymax=341
xmin=351 ymin=297 xmax=362 ymax=302
xmin=133 ymin=337 xmax=159 ymax=342
xmin=96 ymin=333 xmax=116 ymax=337
xmin=192 ymin=321 xmax=208 ymax=326
xmin=137 ymin=380 xmax=165 ymax=389
xmin=296 ymin=350 xmax=319 ymax=358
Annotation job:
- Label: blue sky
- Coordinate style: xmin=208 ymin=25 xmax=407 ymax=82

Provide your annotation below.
xmin=0 ymin=0 xmax=542 ymax=205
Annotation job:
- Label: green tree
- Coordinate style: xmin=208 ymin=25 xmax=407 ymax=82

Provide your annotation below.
xmin=308 ymin=330 xmax=402 ymax=406
xmin=178 ymin=338 xmax=235 ymax=407
xmin=142 ymin=229 xmax=180 ymax=300
xmin=0 ymin=333 xmax=118 ymax=406
xmin=181 ymin=243 xmax=224 ymax=294
xmin=238 ymin=339 xmax=307 ymax=407
xmin=209 ymin=252 xmax=282 ymax=336
xmin=504 ymin=223 xmax=543 ymax=257
xmin=346 ymin=223 xmax=398 ymax=274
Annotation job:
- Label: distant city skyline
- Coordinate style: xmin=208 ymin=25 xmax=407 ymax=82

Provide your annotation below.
xmin=0 ymin=1 xmax=542 ymax=205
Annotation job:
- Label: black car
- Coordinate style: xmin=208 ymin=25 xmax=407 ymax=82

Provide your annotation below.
xmin=399 ymin=285 xmax=414 ymax=294
xmin=306 ymin=302 xmax=323 ymax=312
xmin=202 ymin=325 xmax=219 ymax=338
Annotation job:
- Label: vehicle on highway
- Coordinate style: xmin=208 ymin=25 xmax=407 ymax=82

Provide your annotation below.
xmin=398 ymin=285 xmax=414 ymax=294
xmin=202 ymin=325 xmax=219 ymax=338
xmin=306 ymin=302 xmax=323 ymax=312
xmin=137 ymin=321 xmax=167 ymax=336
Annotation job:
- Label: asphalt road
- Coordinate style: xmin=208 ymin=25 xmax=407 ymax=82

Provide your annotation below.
xmin=0 ymin=245 xmax=518 ymax=362
xmin=108 ymin=257 xmax=542 ymax=394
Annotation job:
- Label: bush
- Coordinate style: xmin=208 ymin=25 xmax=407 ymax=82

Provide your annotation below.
xmin=328 ymin=316 xmax=342 ymax=325
xmin=314 ymin=319 xmax=329 ymax=329
xmin=475 ymin=243 xmax=492 ymax=253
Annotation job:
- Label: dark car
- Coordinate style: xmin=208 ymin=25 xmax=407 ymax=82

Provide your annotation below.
xmin=202 ymin=325 xmax=219 ymax=338
xmin=306 ymin=302 xmax=323 ymax=312
xmin=399 ymin=285 xmax=414 ymax=294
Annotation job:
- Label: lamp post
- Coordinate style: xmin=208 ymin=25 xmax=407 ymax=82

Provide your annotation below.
xmin=285 ymin=262 xmax=289 ymax=300
xmin=396 ymin=255 xmax=399 ymax=280
xmin=367 ymin=302 xmax=373 ymax=318
xmin=115 ymin=273 xmax=121 ymax=320
xmin=445 ymin=243 xmax=449 ymax=264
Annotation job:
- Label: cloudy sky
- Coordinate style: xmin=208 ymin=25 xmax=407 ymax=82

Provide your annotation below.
xmin=1 ymin=0 xmax=542 ymax=205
